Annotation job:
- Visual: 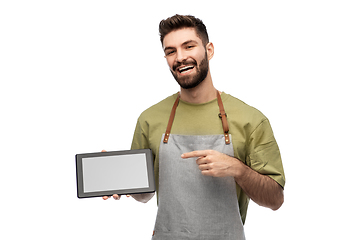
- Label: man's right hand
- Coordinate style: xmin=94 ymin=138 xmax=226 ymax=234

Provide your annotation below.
xmin=102 ymin=194 xmax=121 ymax=200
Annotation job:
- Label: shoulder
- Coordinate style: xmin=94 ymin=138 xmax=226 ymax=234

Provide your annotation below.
xmin=137 ymin=93 xmax=178 ymax=122
xmin=222 ymin=93 xmax=274 ymax=138
xmin=222 ymin=93 xmax=267 ymax=122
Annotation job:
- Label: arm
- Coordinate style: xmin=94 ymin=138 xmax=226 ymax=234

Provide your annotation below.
xmin=234 ymin=159 xmax=284 ymax=210
xmin=131 ymin=192 xmax=155 ymax=203
xmin=181 ymin=150 xmax=284 ymax=211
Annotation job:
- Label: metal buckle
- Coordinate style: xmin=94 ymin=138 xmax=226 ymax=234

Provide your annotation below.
xmin=218 ymin=113 xmax=227 ymax=118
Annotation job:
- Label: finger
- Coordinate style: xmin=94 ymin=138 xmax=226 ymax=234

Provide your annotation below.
xmin=113 ymin=194 xmax=121 ymax=200
xmin=101 ymin=150 xmax=107 ymax=152
xmin=195 ymin=156 xmax=209 ymax=165
xmin=198 ymin=162 xmax=211 ymax=171
xmin=181 ymin=150 xmax=208 ymax=159
xmin=102 ymin=196 xmax=109 ymax=200
xmin=200 ymin=170 xmax=212 ymax=176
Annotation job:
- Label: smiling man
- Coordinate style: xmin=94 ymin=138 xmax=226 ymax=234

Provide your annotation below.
xmin=163 ymin=32 xmax=210 ymax=90
xmin=105 ymin=14 xmax=285 ymax=240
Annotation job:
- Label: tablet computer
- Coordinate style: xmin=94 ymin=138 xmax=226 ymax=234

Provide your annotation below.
xmin=75 ymin=149 xmax=155 ymax=198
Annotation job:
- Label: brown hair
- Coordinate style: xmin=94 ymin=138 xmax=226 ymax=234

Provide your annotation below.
xmin=159 ymin=14 xmax=209 ymax=47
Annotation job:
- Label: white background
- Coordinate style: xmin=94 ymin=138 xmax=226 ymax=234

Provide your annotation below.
xmin=1 ymin=1 xmax=359 ymax=239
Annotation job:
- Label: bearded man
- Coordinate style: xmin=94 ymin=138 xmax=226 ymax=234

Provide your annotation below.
xmin=104 ymin=14 xmax=285 ymax=240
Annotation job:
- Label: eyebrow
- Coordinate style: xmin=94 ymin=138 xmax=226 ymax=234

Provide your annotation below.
xmin=164 ymin=40 xmax=199 ymax=52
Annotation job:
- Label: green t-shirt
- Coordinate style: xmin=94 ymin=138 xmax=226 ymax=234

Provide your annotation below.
xmin=131 ymin=92 xmax=285 ymax=224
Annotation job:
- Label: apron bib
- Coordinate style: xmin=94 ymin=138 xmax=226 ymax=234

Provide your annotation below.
xmin=152 ymin=92 xmax=245 ymax=240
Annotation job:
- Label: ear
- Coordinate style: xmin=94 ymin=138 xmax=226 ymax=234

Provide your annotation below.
xmin=206 ymin=42 xmax=214 ymax=60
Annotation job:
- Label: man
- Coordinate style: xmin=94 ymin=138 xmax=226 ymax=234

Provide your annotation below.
xmin=104 ymin=14 xmax=285 ymax=239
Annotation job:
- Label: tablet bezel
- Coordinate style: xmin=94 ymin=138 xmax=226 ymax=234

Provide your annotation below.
xmin=75 ymin=149 xmax=155 ymax=198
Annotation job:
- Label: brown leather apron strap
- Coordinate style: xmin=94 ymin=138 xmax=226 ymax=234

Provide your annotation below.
xmin=163 ymin=93 xmax=180 ymax=143
xmin=163 ymin=91 xmax=230 ymax=144
xmin=217 ymin=91 xmax=230 ymax=144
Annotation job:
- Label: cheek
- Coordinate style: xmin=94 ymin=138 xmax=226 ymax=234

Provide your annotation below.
xmin=194 ymin=50 xmax=206 ymax=63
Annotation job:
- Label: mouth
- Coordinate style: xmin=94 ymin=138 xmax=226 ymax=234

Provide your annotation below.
xmin=177 ymin=65 xmax=195 ymax=75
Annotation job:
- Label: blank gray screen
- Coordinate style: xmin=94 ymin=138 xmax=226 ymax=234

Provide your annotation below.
xmin=82 ymin=153 xmax=149 ymax=193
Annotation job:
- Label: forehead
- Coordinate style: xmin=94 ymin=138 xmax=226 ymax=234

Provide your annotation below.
xmin=162 ymin=28 xmax=202 ymax=49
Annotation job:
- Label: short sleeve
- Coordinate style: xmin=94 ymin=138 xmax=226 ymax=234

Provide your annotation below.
xmin=131 ymin=119 xmax=150 ymax=150
xmin=246 ymin=119 xmax=285 ymax=188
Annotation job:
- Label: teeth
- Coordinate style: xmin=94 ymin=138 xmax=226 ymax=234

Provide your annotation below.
xmin=179 ymin=65 xmax=194 ymax=72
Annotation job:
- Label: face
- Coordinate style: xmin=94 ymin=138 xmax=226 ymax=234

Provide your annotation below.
xmin=163 ymin=28 xmax=213 ymax=89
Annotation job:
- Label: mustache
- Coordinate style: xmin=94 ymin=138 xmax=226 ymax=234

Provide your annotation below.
xmin=172 ymin=59 xmax=197 ymax=72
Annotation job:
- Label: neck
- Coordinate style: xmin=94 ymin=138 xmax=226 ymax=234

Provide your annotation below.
xmin=179 ymin=72 xmax=218 ymax=104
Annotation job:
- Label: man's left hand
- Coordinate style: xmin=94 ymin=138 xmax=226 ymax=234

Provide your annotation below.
xmin=181 ymin=150 xmax=242 ymax=178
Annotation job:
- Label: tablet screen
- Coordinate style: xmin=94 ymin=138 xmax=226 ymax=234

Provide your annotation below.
xmin=76 ymin=149 xmax=155 ymax=198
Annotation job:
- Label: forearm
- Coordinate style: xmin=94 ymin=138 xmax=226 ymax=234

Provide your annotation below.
xmin=131 ymin=192 xmax=155 ymax=203
xmin=235 ymin=161 xmax=284 ymax=210
xmin=181 ymin=150 xmax=284 ymax=210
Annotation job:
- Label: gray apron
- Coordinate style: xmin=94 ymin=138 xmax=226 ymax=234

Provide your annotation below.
xmin=152 ymin=92 xmax=245 ymax=240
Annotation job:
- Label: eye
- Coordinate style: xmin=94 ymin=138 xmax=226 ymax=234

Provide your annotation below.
xmin=186 ymin=45 xmax=194 ymax=49
xmin=165 ymin=50 xmax=175 ymax=57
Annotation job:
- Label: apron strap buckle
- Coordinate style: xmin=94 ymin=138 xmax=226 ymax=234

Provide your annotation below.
xmin=218 ymin=112 xmax=227 ymax=119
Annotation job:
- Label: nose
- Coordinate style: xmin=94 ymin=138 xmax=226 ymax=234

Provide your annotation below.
xmin=175 ymin=49 xmax=187 ymax=63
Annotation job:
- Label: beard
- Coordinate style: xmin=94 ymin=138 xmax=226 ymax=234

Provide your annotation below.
xmin=171 ymin=53 xmax=209 ymax=89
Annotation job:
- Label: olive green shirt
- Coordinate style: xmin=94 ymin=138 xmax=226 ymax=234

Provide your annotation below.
xmin=131 ymin=92 xmax=285 ymax=224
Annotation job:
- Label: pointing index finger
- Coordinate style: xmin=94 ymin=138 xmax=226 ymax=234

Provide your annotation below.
xmin=181 ymin=150 xmax=208 ymax=159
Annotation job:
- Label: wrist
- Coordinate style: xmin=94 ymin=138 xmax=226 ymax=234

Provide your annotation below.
xmin=231 ymin=157 xmax=246 ymax=180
